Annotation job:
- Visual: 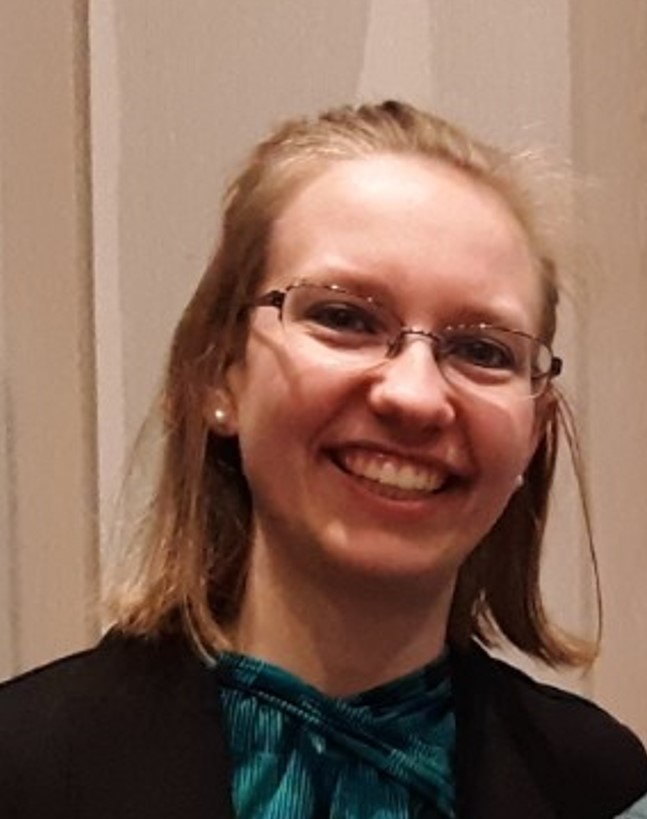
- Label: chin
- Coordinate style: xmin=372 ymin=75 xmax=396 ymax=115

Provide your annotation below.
xmin=312 ymin=526 xmax=466 ymax=595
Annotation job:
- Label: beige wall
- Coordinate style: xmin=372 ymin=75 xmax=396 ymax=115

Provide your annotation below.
xmin=1 ymin=0 xmax=645 ymax=742
xmin=570 ymin=0 xmax=647 ymax=737
xmin=0 ymin=1 xmax=99 ymax=675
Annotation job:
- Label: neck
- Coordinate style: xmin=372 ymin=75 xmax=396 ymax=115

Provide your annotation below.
xmin=230 ymin=539 xmax=455 ymax=697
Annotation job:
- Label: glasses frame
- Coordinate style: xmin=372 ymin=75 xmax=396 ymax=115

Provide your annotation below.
xmin=251 ymin=281 xmax=562 ymax=397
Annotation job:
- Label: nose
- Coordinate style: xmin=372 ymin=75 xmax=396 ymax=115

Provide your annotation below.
xmin=367 ymin=334 xmax=457 ymax=431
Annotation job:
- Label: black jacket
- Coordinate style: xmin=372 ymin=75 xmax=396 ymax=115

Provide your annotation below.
xmin=0 ymin=632 xmax=645 ymax=818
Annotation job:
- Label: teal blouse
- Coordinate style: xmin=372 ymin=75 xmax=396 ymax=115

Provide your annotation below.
xmin=215 ymin=652 xmax=456 ymax=818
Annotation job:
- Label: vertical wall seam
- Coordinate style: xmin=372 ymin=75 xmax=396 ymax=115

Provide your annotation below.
xmin=0 ymin=8 xmax=19 ymax=678
xmin=88 ymin=0 xmax=127 ymax=595
xmin=73 ymin=0 xmax=101 ymax=641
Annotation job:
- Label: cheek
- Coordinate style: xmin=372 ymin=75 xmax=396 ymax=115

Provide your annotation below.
xmin=458 ymin=401 xmax=540 ymax=544
xmin=469 ymin=397 xmax=539 ymax=479
xmin=229 ymin=341 xmax=345 ymax=483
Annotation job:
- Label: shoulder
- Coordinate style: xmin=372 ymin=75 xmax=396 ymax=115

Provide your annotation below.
xmin=455 ymin=645 xmax=647 ymax=816
xmin=487 ymin=652 xmax=646 ymax=765
xmin=0 ymin=631 xmax=225 ymax=818
xmin=0 ymin=640 xmax=114 ymax=766
xmin=0 ymin=630 xmax=196 ymax=721
xmin=0 ymin=629 xmax=217 ymax=739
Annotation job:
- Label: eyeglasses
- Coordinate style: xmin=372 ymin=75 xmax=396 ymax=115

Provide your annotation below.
xmin=251 ymin=281 xmax=562 ymax=399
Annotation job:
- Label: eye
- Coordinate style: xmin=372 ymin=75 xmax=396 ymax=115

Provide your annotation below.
xmin=302 ymin=300 xmax=385 ymax=336
xmin=444 ymin=332 xmax=518 ymax=371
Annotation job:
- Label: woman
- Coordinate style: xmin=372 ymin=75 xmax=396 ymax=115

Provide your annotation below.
xmin=1 ymin=101 xmax=645 ymax=818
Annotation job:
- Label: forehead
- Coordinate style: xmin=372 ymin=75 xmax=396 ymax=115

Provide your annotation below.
xmin=266 ymin=154 xmax=543 ymax=330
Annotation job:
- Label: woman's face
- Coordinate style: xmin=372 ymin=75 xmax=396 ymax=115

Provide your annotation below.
xmin=215 ymin=155 xmax=546 ymax=596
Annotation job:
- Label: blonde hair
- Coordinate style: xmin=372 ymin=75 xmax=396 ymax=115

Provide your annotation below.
xmin=106 ymin=100 xmax=596 ymax=666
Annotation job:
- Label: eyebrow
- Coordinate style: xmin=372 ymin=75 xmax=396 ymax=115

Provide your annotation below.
xmin=295 ymin=266 xmax=399 ymax=304
xmin=440 ymin=303 xmax=532 ymax=331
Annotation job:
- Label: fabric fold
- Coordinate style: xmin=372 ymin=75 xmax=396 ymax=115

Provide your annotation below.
xmin=216 ymin=652 xmax=455 ymax=818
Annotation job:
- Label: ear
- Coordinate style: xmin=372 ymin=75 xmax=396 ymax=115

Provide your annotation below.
xmin=203 ymin=385 xmax=238 ymax=437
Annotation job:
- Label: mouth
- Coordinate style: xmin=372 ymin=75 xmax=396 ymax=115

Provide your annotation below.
xmin=329 ymin=445 xmax=457 ymax=501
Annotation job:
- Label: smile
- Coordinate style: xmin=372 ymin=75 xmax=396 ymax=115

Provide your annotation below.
xmin=332 ymin=447 xmax=449 ymax=498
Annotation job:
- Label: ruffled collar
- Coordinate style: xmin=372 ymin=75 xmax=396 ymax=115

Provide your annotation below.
xmin=215 ymin=651 xmax=455 ymax=818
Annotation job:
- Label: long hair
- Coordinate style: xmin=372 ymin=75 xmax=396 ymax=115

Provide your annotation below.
xmin=106 ymin=100 xmax=596 ymax=665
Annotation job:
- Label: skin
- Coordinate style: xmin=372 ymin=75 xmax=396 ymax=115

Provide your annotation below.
xmin=209 ymin=155 xmax=547 ymax=695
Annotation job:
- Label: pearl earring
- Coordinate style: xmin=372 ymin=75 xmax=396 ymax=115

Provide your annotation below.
xmin=213 ymin=407 xmax=229 ymax=427
xmin=515 ymin=474 xmax=524 ymax=489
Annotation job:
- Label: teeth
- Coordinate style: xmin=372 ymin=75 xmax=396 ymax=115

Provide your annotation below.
xmin=339 ymin=449 xmax=446 ymax=493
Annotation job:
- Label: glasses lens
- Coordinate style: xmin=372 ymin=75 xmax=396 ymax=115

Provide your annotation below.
xmin=271 ymin=284 xmax=558 ymax=398
xmin=282 ymin=284 xmax=397 ymax=367
xmin=438 ymin=326 xmax=553 ymax=398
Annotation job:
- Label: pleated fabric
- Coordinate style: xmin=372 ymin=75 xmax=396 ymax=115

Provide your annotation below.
xmin=215 ymin=652 xmax=455 ymax=818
